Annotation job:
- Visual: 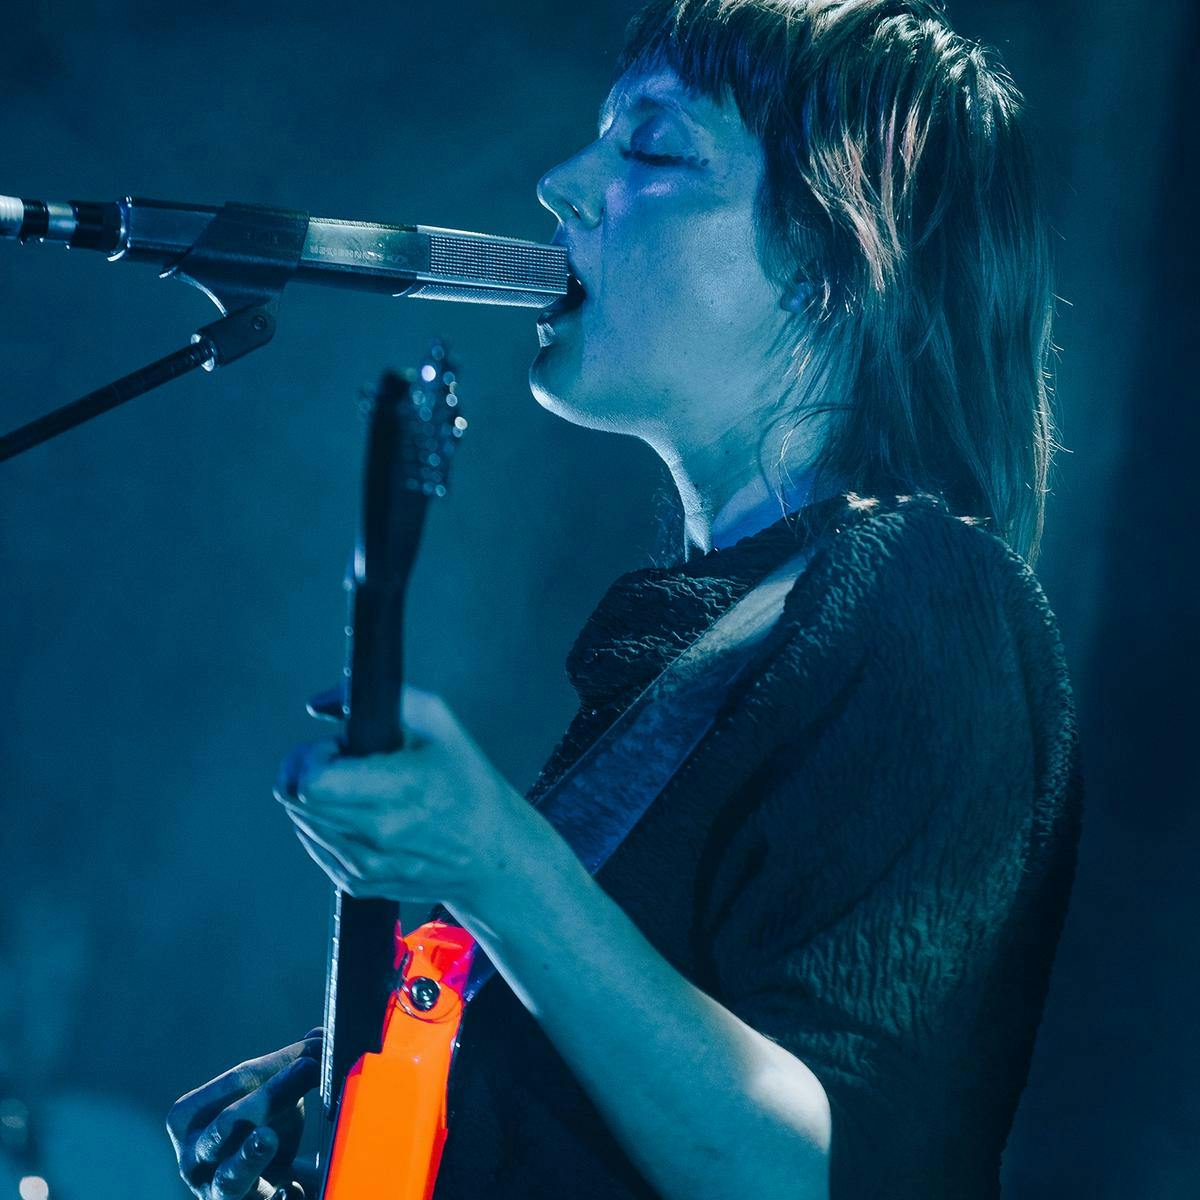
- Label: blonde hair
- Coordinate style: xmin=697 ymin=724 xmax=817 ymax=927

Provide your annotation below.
xmin=617 ymin=0 xmax=1059 ymax=560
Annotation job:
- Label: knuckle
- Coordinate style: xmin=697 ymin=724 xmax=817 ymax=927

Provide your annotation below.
xmin=196 ymin=1109 xmax=247 ymax=1164
xmin=209 ymin=1168 xmax=234 ymax=1195
xmin=210 ymin=1168 xmax=247 ymax=1200
xmin=166 ymin=1085 xmax=202 ymax=1128
xmin=177 ymin=1139 xmax=211 ymax=1189
xmin=192 ymin=1125 xmax=223 ymax=1165
xmin=404 ymin=684 xmax=451 ymax=727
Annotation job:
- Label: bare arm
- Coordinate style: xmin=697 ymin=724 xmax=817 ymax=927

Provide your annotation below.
xmin=450 ymin=810 xmax=831 ymax=1200
xmin=280 ymin=687 xmax=832 ymax=1199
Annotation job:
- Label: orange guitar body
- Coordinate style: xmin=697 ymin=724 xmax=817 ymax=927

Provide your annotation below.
xmin=322 ymin=921 xmax=477 ymax=1200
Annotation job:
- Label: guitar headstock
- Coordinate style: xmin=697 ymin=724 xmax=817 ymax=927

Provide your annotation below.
xmin=385 ymin=340 xmax=468 ymax=499
xmin=355 ymin=341 xmax=467 ymax=591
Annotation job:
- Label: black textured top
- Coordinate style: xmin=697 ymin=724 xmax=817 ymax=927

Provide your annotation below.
xmin=432 ymin=492 xmax=1083 ymax=1199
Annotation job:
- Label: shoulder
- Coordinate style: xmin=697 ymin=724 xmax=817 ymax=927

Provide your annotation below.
xmin=801 ymin=492 xmax=1035 ymax=609
xmin=734 ymin=492 xmax=1078 ymax=769
xmin=709 ymin=495 xmax=1082 ymax=906
xmin=781 ymin=492 xmax=1065 ymax=669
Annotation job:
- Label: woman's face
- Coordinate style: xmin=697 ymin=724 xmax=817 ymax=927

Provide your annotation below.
xmin=529 ymin=65 xmax=797 ymax=458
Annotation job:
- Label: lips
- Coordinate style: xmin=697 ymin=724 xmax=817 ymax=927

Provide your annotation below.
xmin=538 ymin=270 xmax=588 ymax=322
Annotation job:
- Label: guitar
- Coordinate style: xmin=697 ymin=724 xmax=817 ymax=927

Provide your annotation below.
xmin=313 ymin=344 xmax=479 ymax=1200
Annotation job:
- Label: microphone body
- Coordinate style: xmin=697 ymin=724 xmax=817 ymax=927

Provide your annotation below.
xmin=0 ymin=194 xmax=569 ymax=309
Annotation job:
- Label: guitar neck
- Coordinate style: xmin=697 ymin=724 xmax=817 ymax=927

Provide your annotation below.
xmin=318 ymin=355 xmax=461 ymax=1129
xmin=320 ymin=496 xmax=426 ymax=1116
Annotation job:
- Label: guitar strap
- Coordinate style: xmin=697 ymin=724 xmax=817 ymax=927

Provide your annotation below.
xmin=462 ymin=536 xmax=824 ymax=1000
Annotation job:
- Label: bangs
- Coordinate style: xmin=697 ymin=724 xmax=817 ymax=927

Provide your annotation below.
xmin=612 ymin=0 xmax=790 ymax=140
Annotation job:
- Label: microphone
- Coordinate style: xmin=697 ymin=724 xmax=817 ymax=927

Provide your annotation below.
xmin=0 ymin=193 xmax=570 ymax=309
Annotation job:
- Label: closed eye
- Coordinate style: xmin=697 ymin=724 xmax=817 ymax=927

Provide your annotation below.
xmin=619 ymin=146 xmax=697 ymax=168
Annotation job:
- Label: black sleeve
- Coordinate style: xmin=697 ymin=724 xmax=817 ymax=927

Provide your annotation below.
xmin=694 ymin=505 xmax=1057 ymax=1194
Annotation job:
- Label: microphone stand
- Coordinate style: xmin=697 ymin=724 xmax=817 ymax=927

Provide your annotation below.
xmin=0 ymin=202 xmax=309 ymax=463
xmin=0 ymin=304 xmax=276 ymax=462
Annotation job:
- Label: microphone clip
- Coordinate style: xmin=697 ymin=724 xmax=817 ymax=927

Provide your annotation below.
xmin=0 ymin=202 xmax=307 ymax=462
xmin=163 ymin=201 xmax=309 ymax=316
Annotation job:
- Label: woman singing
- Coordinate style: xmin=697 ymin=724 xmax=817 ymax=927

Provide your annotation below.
xmin=167 ymin=1 xmax=1082 ymax=1196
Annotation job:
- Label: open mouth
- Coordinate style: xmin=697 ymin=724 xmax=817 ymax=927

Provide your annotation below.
xmin=538 ymin=272 xmax=588 ymax=323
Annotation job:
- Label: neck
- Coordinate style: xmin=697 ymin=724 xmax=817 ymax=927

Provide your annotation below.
xmin=709 ymin=466 xmax=821 ymax=550
xmin=655 ymin=422 xmax=826 ymax=561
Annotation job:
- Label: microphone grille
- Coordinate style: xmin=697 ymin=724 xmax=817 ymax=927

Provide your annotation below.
xmin=428 ymin=230 xmax=567 ymax=293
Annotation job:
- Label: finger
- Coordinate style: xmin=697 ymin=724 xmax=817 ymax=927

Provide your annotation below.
xmin=294 ymin=829 xmax=397 ymax=900
xmin=299 ymin=1027 xmax=324 ymax=1050
xmin=306 ymin=684 xmax=346 ymax=723
xmin=264 ymin=1185 xmax=305 ymax=1200
xmin=274 ymin=739 xmax=340 ymax=804
xmin=168 ymin=1035 xmax=321 ymax=1148
xmin=278 ymin=809 xmax=391 ymax=882
xmin=282 ymin=800 xmax=378 ymax=869
xmin=274 ymin=788 xmax=372 ymax=841
xmin=401 ymin=685 xmax=454 ymax=735
xmin=296 ymin=751 xmax=429 ymax=807
xmin=209 ymin=1126 xmax=278 ymax=1200
xmin=275 ymin=778 xmax=387 ymax=815
xmin=294 ymin=827 xmax=359 ymax=893
xmin=193 ymin=1056 xmax=318 ymax=1168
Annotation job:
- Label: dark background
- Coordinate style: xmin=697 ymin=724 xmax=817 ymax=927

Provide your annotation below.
xmin=1 ymin=1 xmax=1195 ymax=1196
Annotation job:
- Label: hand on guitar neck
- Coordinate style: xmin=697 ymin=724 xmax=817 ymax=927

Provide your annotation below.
xmin=166 ymin=1029 xmax=324 ymax=1200
xmin=168 ymin=349 xmax=486 ymax=1200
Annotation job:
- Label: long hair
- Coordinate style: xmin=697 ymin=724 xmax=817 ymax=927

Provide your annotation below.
xmin=616 ymin=0 xmax=1059 ymax=561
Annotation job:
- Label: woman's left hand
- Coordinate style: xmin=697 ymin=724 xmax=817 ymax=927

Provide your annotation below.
xmin=274 ymin=686 xmax=553 ymax=915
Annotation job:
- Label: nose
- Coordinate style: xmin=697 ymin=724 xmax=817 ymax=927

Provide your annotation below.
xmin=536 ymin=145 xmax=604 ymax=230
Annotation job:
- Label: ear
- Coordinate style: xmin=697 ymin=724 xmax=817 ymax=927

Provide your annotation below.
xmin=780 ymin=279 xmax=818 ymax=313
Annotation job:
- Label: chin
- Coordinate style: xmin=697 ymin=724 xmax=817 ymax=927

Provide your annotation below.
xmin=528 ymin=348 xmax=626 ymax=434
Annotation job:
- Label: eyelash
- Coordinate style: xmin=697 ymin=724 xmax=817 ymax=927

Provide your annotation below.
xmin=620 ymin=146 xmax=702 ymax=168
